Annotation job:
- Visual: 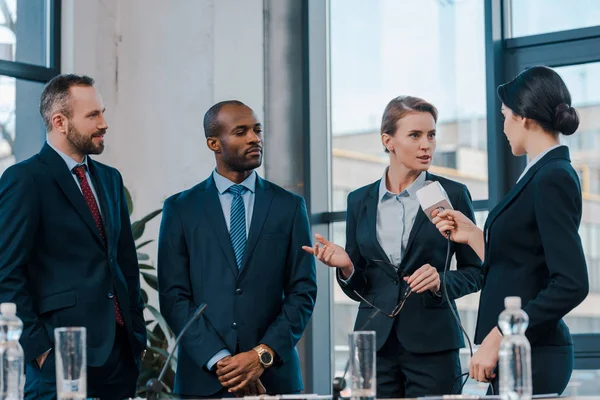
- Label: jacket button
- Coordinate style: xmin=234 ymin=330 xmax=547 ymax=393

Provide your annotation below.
xmin=232 ymin=322 xmax=238 ymax=329
xmin=393 ymin=280 xmax=398 ymax=285
xmin=236 ymin=289 xmax=243 ymax=295
xmin=107 ymin=292 xmax=114 ymax=299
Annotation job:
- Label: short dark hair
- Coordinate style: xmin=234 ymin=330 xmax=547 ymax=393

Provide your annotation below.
xmin=39 ymin=74 xmax=95 ymax=131
xmin=497 ymin=65 xmax=579 ymax=136
xmin=380 ymin=96 xmax=438 ymax=153
xmin=203 ymin=100 xmax=246 ymax=138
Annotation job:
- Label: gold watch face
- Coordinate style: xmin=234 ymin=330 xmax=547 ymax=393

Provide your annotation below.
xmin=260 ymin=351 xmax=273 ymax=364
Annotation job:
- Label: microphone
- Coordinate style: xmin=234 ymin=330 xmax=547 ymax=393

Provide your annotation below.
xmin=416 ymin=180 xmax=453 ymax=222
xmin=146 ymin=303 xmax=208 ymax=400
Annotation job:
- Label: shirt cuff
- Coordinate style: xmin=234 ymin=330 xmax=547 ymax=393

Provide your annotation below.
xmin=206 ymin=349 xmax=231 ymax=371
xmin=338 ymin=267 xmax=354 ymax=285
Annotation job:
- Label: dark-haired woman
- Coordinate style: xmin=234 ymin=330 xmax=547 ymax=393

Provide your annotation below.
xmin=433 ymin=65 xmax=589 ymax=395
xmin=303 ymin=96 xmax=483 ymax=398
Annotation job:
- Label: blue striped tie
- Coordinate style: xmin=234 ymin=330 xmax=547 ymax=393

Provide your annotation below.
xmin=228 ymin=184 xmax=247 ymax=269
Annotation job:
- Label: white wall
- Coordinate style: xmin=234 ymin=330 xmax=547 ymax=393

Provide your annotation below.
xmin=61 ymin=0 xmax=264 ymax=260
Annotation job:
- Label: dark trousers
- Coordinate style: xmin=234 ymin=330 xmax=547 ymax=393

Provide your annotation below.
xmin=489 ymin=345 xmax=573 ymax=396
xmin=24 ymin=325 xmax=139 ymax=400
xmin=376 ymin=326 xmax=461 ymax=398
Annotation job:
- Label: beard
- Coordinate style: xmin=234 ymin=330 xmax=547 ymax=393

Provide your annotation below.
xmin=66 ymin=123 xmax=105 ymax=156
xmin=222 ymin=150 xmax=262 ymax=172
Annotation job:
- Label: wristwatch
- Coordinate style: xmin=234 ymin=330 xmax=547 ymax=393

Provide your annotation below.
xmin=254 ymin=345 xmax=274 ymax=368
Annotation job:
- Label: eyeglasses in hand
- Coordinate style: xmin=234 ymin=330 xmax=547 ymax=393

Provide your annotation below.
xmin=352 ymin=259 xmax=412 ymax=319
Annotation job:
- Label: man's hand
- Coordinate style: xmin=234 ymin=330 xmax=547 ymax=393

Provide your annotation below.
xmin=36 ymin=349 xmax=51 ymax=369
xmin=216 ymin=350 xmax=264 ymax=393
xmin=404 ymin=264 xmax=440 ymax=293
xmin=235 ymin=378 xmax=267 ymax=397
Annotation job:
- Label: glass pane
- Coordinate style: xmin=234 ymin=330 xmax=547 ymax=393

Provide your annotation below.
xmin=566 ymin=369 xmax=600 ymax=396
xmin=0 ymin=0 xmax=49 ymax=66
xmin=510 ymin=0 xmax=600 ymax=38
xmin=554 ymin=63 xmax=600 ymax=333
xmin=330 ymin=0 xmax=488 ymax=212
xmin=0 ymin=75 xmax=46 ymax=177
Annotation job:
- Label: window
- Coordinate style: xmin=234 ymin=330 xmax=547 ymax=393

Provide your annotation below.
xmin=309 ymin=0 xmax=600 ymax=393
xmin=555 ymin=63 xmax=600 ymax=334
xmin=509 ymin=0 xmax=600 ymax=38
xmin=0 ymin=0 xmax=59 ymax=177
xmin=330 ymin=0 xmax=488 ymax=213
xmin=0 ymin=0 xmax=52 ymax=66
xmin=0 ymin=76 xmax=45 ymax=173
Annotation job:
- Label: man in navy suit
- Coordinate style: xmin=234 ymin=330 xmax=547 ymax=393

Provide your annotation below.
xmin=157 ymin=100 xmax=317 ymax=398
xmin=0 ymin=74 xmax=146 ymax=400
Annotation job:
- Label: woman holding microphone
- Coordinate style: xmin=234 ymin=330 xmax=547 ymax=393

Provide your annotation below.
xmin=303 ymin=96 xmax=483 ymax=398
xmin=433 ymin=66 xmax=589 ymax=395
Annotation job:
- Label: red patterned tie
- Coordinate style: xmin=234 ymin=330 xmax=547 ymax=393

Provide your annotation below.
xmin=72 ymin=165 xmax=125 ymax=327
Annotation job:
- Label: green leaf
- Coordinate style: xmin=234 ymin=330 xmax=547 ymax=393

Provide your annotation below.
xmin=124 ymin=186 xmax=134 ymax=217
xmin=138 ymin=263 xmax=155 ymax=271
xmin=137 ymin=252 xmax=150 ymax=261
xmin=132 ymin=209 xmax=163 ymax=240
xmin=147 ymin=346 xmax=178 ymax=372
xmin=146 ymin=304 xmax=173 ymax=341
xmin=141 ymin=272 xmax=158 ymax=291
xmin=141 ymin=288 xmax=148 ymax=304
xmin=146 ymin=329 xmax=162 ymax=344
xmin=136 ymin=240 xmax=153 ymax=250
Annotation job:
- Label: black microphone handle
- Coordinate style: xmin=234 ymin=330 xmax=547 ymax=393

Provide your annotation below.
xmin=158 ymin=303 xmax=207 ymax=382
xmin=147 ymin=303 xmax=208 ymax=398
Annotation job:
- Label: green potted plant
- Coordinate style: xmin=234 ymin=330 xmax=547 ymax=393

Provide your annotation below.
xmin=124 ymin=188 xmax=175 ymax=396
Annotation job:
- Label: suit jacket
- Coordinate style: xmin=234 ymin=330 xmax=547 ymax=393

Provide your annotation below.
xmin=157 ymin=174 xmax=317 ymax=396
xmin=475 ymin=146 xmax=589 ymax=346
xmin=0 ymin=143 xmax=146 ymax=367
xmin=339 ymin=172 xmax=483 ymax=354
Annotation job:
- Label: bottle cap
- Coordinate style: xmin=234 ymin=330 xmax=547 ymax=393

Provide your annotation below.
xmin=0 ymin=303 xmax=16 ymax=316
xmin=504 ymin=296 xmax=521 ymax=309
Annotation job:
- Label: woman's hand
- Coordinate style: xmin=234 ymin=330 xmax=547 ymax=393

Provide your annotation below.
xmin=470 ymin=327 xmax=502 ymax=383
xmin=432 ymin=209 xmax=479 ymax=245
xmin=404 ymin=264 xmax=440 ymax=293
xmin=302 ymin=234 xmax=354 ymax=279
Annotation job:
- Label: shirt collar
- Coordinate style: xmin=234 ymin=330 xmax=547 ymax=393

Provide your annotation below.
xmin=378 ymin=168 xmax=427 ymax=201
xmin=212 ymin=169 xmax=257 ymax=195
xmin=518 ymin=144 xmax=566 ymax=182
xmin=46 ymin=141 xmax=89 ymax=172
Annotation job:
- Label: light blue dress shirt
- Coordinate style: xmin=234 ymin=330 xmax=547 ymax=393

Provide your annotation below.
xmin=206 ymin=170 xmax=257 ymax=370
xmin=46 ymin=141 xmax=103 ymax=217
xmin=342 ymin=169 xmax=427 ymax=282
xmin=376 ymin=169 xmax=426 ymax=267
xmin=517 ymin=144 xmax=565 ymax=183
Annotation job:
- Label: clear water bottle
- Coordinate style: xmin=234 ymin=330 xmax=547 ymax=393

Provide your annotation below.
xmin=498 ymin=296 xmax=532 ymax=400
xmin=0 ymin=303 xmax=24 ymax=400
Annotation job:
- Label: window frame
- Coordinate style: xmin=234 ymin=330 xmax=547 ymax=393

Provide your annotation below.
xmin=0 ymin=0 xmax=61 ymax=81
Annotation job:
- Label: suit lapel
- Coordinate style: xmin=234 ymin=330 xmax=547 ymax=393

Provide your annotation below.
xmin=485 ymin=146 xmax=571 ymax=235
xmin=39 ymin=144 xmax=105 ymax=246
xmin=401 ymin=209 xmax=427 ymax=264
xmin=87 ymin=160 xmax=114 ymax=250
xmin=363 ymin=183 xmax=397 ymax=276
xmin=240 ymin=177 xmax=274 ymax=273
xmin=200 ymin=178 xmax=239 ymax=278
